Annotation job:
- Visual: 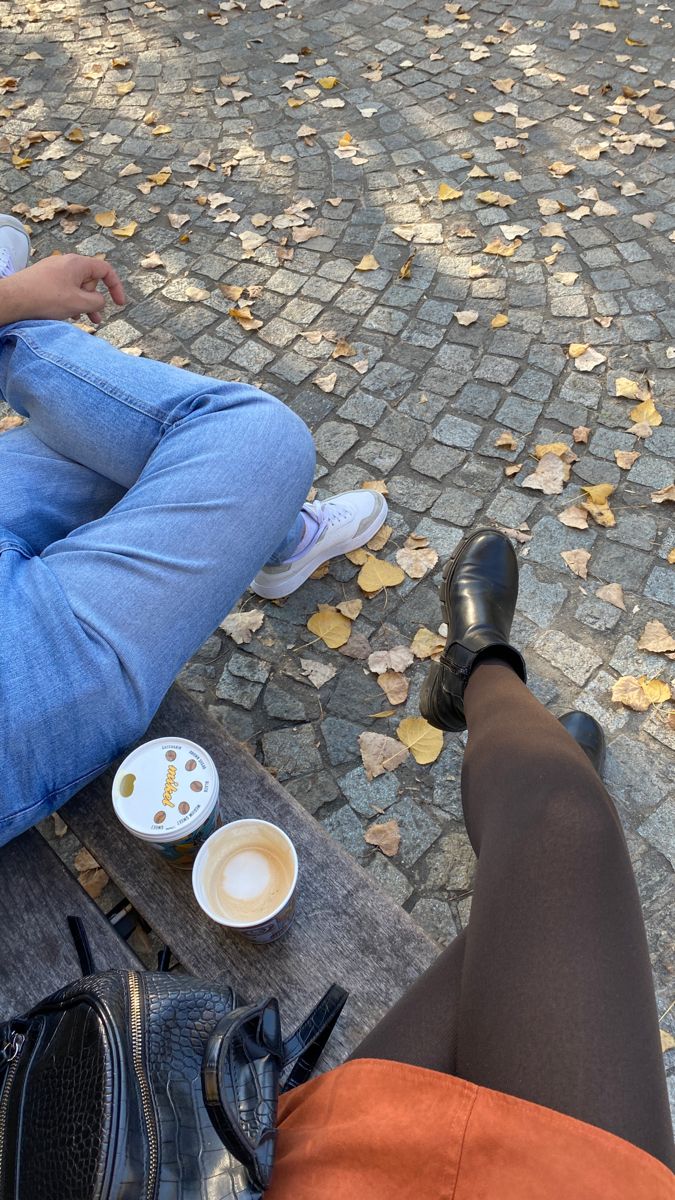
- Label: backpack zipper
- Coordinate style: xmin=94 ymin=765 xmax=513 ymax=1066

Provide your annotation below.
xmin=0 ymin=1033 xmax=25 ymax=1193
xmin=127 ymin=974 xmax=159 ymax=1200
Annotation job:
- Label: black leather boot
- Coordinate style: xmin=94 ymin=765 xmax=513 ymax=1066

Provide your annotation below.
xmin=420 ymin=529 xmax=527 ymax=732
xmin=558 ymin=711 xmax=606 ymax=775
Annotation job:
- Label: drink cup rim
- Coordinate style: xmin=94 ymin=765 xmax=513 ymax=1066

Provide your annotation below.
xmin=192 ymin=818 xmax=298 ymax=928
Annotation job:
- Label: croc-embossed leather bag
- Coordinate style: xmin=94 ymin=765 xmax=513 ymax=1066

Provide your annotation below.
xmin=0 ymin=954 xmax=346 ymax=1200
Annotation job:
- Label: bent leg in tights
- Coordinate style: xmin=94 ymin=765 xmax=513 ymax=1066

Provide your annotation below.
xmin=353 ymin=659 xmax=674 ymax=1169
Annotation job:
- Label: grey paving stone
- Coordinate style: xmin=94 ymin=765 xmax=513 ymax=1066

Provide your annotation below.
xmin=285 ymin=770 xmax=340 ymax=816
xmin=644 ymin=566 xmax=675 ymax=609
xmin=385 ymin=797 xmax=441 ymax=868
xmin=339 ymin=766 xmax=400 ymax=816
xmin=430 ymin=485 xmax=483 ymax=527
xmin=424 ymin=828 xmax=475 ymax=893
xmin=517 ymin=565 xmax=568 ymax=629
xmin=314 ymin=420 xmax=360 ymax=464
xmin=321 ymin=716 xmax=363 ymax=767
xmin=527 ymin=516 xmax=597 ymax=570
xmin=638 ymin=802 xmax=675 ymax=871
xmin=531 ymin=629 xmax=603 ymax=686
xmin=261 ymin=724 xmax=323 ymax=781
xmin=367 ymin=855 xmax=414 ymax=906
xmin=322 ymin=805 xmax=367 ymax=861
xmin=387 ymin=476 xmax=441 ymax=512
xmin=410 ymin=443 xmax=465 ymax=479
xmin=409 ymin=898 xmax=458 ymax=945
xmin=433 ymin=414 xmax=482 ymax=450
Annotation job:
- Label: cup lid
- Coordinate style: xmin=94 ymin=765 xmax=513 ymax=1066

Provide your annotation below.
xmin=112 ymin=737 xmax=219 ymax=841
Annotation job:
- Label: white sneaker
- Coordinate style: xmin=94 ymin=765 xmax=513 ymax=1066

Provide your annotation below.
xmin=250 ymin=490 xmax=388 ymax=599
xmin=0 ymin=214 xmax=31 ymax=278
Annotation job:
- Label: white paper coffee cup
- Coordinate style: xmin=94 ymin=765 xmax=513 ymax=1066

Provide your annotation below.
xmin=192 ymin=819 xmax=298 ymax=943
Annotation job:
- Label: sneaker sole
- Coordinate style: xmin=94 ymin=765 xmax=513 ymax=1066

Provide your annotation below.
xmin=250 ymin=499 xmax=389 ymax=599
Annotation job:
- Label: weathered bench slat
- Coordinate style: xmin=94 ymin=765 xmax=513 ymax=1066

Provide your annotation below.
xmin=0 ymin=829 xmax=141 ymax=1019
xmin=63 ymin=684 xmax=438 ymax=1067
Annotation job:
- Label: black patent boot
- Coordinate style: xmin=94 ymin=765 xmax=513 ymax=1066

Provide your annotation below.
xmin=558 ymin=711 xmax=606 ymax=775
xmin=420 ymin=529 xmax=527 ymax=733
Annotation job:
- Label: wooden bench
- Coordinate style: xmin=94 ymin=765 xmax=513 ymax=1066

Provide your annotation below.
xmin=0 ymin=684 xmax=438 ymax=1067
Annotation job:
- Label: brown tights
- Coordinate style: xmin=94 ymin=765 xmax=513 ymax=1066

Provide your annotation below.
xmin=352 ymin=660 xmax=674 ymax=1170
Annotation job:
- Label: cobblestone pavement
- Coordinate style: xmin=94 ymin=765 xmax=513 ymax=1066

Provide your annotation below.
xmin=1 ymin=0 xmax=674 ymax=1059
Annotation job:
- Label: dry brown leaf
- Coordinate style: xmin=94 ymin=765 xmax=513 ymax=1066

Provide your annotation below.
xmin=395 ymin=545 xmax=438 ymax=579
xmin=367 ymin=524 xmax=393 ymax=552
xmin=186 ymin=286 xmax=209 ymax=302
xmin=411 ymin=627 xmax=445 ymax=659
xmin=483 ymin=238 xmax=521 ymax=257
xmin=454 ymin=309 xmax=479 ymax=326
xmin=0 ymin=413 xmax=25 ymax=434
xmin=596 ymin=583 xmax=626 ymax=611
xmin=362 ymin=479 xmax=388 ymax=495
xmin=396 ymin=716 xmax=443 ymax=765
xmin=357 ymin=555 xmax=405 ymax=595
xmin=534 ymin=441 xmax=570 ymax=460
xmin=495 ymin=431 xmax=518 ymax=450
xmin=336 ymin=599 xmax=362 ymax=621
xmin=473 ymin=110 xmax=494 ymax=123
xmin=364 ymin=819 xmax=401 ymax=856
xmin=116 ymin=81 xmax=135 ymax=95
xmin=168 ymin=212 xmax=190 ymax=229
xmin=74 ymin=848 xmax=109 ymax=900
xmin=637 ymin=621 xmax=675 ymax=654
xmin=651 ymin=484 xmax=675 ymax=504
xmin=332 ymin=338 xmax=356 ymax=359
xmin=561 ymin=549 xmax=591 ymax=579
xmin=574 ymin=346 xmax=607 ymax=372
xmin=477 ymin=189 xmax=515 ymax=207
xmin=549 ymin=161 xmax=575 ymax=176
xmin=399 ymin=251 xmax=416 ymax=279
xmin=377 ymin=671 xmax=410 ymax=706
xmin=615 ymin=450 xmax=640 ymax=470
xmin=558 ymin=505 xmax=589 ymax=530
xmin=368 ymin=646 xmax=414 ymax=675
xmin=140 ymin=251 xmax=164 ymax=270
xmin=615 ymin=376 xmax=646 ymax=400
xmin=315 ymin=372 xmax=337 ymax=393
xmin=521 ymin=454 xmax=568 ymax=495
xmin=220 ymin=609 xmax=264 ymax=644
xmin=51 ymin=812 xmax=68 ymax=837
xmin=307 ymin=605 xmax=352 ymax=649
xmin=111 ymin=220 xmax=138 ymax=239
xmin=299 ymin=658 xmax=337 ymax=689
xmin=573 ymin=426 xmax=591 ymax=444
xmin=660 ymin=1030 xmax=675 ymax=1053
xmin=505 ymin=463 xmax=523 ymax=477
xmin=358 ymin=731 xmax=409 ymax=780
xmin=94 ymin=209 xmax=116 ymax=227
xmin=581 ymin=483 xmax=615 ymax=506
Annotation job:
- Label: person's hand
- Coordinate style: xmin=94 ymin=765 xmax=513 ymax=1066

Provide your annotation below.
xmin=0 ymin=253 xmax=126 ymax=324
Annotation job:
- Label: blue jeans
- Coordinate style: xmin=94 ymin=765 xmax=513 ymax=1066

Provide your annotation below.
xmin=0 ymin=320 xmax=315 ymax=846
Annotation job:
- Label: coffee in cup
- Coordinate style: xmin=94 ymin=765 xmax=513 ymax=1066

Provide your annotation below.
xmin=112 ymin=737 xmax=221 ymax=868
xmin=192 ymin=819 xmax=298 ymax=943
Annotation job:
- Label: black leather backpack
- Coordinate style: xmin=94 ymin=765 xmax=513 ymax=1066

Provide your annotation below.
xmin=0 ymin=931 xmax=346 ymax=1200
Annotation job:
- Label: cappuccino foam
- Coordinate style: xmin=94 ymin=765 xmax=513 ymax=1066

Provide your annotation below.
xmin=201 ymin=827 xmax=295 ymax=924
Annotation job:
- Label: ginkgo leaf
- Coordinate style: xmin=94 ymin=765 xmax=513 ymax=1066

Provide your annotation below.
xmin=397 ymin=716 xmax=443 ymax=764
xmin=220 ymin=609 xmax=264 ymax=644
xmin=356 ymin=253 xmax=380 ymax=270
xmin=357 ymin=555 xmax=405 ymax=595
xmin=307 ymin=605 xmax=352 ymax=648
xmin=358 ymin=731 xmax=409 ymax=780
xmin=637 ymin=621 xmax=675 ymax=653
xmin=561 ymin=549 xmax=591 ymax=578
xmin=364 ymin=819 xmax=401 ymax=856
xmin=411 ymin=627 xmax=445 ymax=659
xmin=438 ymin=182 xmax=463 ymax=201
xmin=94 ymin=210 xmax=116 ymax=227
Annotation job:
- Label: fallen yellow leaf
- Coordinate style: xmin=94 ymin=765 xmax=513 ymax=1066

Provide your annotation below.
xmin=111 ymin=220 xmax=138 ymax=238
xmin=483 ymin=238 xmax=521 ymax=257
xmin=411 ymin=627 xmax=445 ymax=659
xmin=637 ymin=620 xmax=675 ymax=653
xmin=473 ymin=110 xmax=494 ymax=123
xmin=569 ymin=342 xmax=590 ymax=358
xmin=356 ymin=253 xmax=380 ymax=271
xmin=615 ymin=376 xmax=645 ymax=400
xmin=630 ymin=396 xmax=662 ymax=427
xmin=318 ymin=76 xmax=339 ymax=88
xmin=396 ymin=716 xmax=443 ymax=764
xmin=357 ymin=555 xmax=405 ymax=595
xmin=581 ymin=483 xmax=615 ymax=506
xmin=152 ymin=124 xmax=172 ymax=136
xmin=612 ymin=676 xmax=671 ymax=711
xmin=307 ymin=605 xmax=352 ymax=649
xmin=65 ymin=127 xmax=85 ymax=143
xmin=116 ymin=81 xmax=135 ymax=95
xmin=561 ymin=549 xmax=591 ymax=578
xmin=438 ymin=182 xmax=463 ymax=201
xmin=94 ymin=210 xmax=116 ymax=227
xmin=147 ymin=168 xmax=171 ymax=186
xmin=491 ymin=313 xmax=509 ymax=328
xmin=534 ymin=442 xmax=570 ymax=460
xmin=651 ymin=484 xmax=675 ymax=504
